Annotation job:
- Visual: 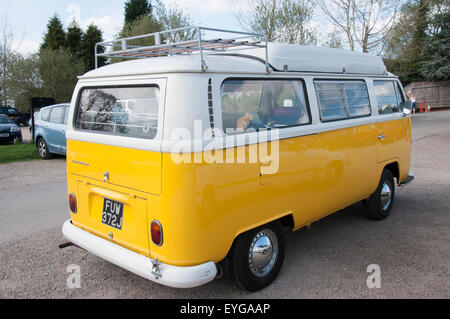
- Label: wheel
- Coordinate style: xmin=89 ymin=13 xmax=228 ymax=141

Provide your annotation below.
xmin=363 ymin=169 xmax=395 ymax=220
xmin=230 ymin=222 xmax=285 ymax=292
xmin=37 ymin=138 xmax=53 ymax=160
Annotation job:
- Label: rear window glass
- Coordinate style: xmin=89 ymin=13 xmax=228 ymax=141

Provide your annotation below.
xmin=315 ymin=80 xmax=371 ymax=121
xmin=40 ymin=108 xmax=51 ymax=122
xmin=49 ymin=106 xmax=65 ymax=124
xmin=75 ymin=86 xmax=159 ymax=140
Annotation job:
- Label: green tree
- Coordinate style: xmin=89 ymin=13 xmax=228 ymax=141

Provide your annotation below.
xmin=420 ymin=4 xmax=449 ymax=80
xmin=82 ymin=24 xmax=105 ymax=71
xmin=235 ymin=0 xmax=317 ymax=45
xmin=39 ymin=47 xmax=85 ymax=103
xmin=5 ymin=53 xmax=43 ymax=112
xmin=41 ymin=15 xmax=66 ymax=51
xmin=66 ymin=21 xmax=84 ymax=60
xmin=125 ymin=0 xmax=152 ymax=25
xmin=384 ymin=0 xmax=449 ymax=84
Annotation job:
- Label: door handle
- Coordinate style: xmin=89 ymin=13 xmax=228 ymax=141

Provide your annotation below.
xmin=378 ymin=134 xmax=386 ymax=140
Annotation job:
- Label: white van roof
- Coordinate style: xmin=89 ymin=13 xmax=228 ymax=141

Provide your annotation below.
xmin=82 ymin=27 xmax=389 ymax=79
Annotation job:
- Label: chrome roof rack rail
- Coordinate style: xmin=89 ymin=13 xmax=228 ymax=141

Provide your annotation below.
xmin=95 ymin=26 xmax=269 ymax=72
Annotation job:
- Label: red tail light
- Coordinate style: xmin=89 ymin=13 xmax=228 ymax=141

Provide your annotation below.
xmin=69 ymin=193 xmax=77 ymax=214
xmin=151 ymin=220 xmax=163 ymax=246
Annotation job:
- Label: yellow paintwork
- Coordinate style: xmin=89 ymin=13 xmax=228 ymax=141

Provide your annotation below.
xmin=66 ymin=118 xmax=411 ymax=266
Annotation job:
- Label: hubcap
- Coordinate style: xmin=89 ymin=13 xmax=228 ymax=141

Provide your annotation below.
xmin=380 ymin=182 xmax=392 ymax=210
xmin=248 ymin=229 xmax=278 ymax=277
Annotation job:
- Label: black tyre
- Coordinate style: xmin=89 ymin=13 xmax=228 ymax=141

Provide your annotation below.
xmin=363 ymin=169 xmax=395 ymax=220
xmin=230 ymin=222 xmax=285 ymax=292
xmin=37 ymin=138 xmax=53 ymax=160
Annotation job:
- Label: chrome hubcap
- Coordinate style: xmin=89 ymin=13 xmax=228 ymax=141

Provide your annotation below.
xmin=248 ymin=229 xmax=278 ymax=277
xmin=380 ymin=182 xmax=392 ymax=211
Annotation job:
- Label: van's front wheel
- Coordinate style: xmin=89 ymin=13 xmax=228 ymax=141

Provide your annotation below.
xmin=231 ymin=222 xmax=285 ymax=292
xmin=363 ymin=169 xmax=395 ymax=220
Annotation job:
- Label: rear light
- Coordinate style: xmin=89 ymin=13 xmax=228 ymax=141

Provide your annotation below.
xmin=151 ymin=220 xmax=163 ymax=246
xmin=69 ymin=193 xmax=77 ymax=214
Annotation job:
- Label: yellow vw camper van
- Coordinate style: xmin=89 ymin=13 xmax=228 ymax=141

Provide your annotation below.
xmin=62 ymin=27 xmax=414 ymax=291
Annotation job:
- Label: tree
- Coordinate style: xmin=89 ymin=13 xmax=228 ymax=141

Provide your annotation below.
xmin=420 ymin=4 xmax=449 ymax=80
xmin=125 ymin=0 xmax=152 ymax=25
xmin=5 ymin=53 xmax=43 ymax=112
xmin=317 ymin=0 xmax=402 ymax=53
xmin=66 ymin=21 xmax=84 ymax=60
xmin=234 ymin=0 xmax=317 ymax=45
xmin=0 ymin=16 xmax=25 ymax=107
xmin=39 ymin=48 xmax=85 ymax=103
xmin=41 ymin=14 xmax=66 ymax=51
xmin=325 ymin=28 xmax=344 ymax=49
xmin=153 ymin=0 xmax=196 ymax=43
xmin=384 ymin=0 xmax=449 ymax=84
xmin=111 ymin=1 xmax=194 ymax=64
xmin=82 ymin=24 xmax=105 ymax=71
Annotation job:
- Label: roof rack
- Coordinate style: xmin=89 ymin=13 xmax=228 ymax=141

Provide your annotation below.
xmin=95 ymin=26 xmax=269 ymax=72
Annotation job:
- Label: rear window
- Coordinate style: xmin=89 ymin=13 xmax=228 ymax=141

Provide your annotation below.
xmin=40 ymin=108 xmax=51 ymax=122
xmin=49 ymin=106 xmax=65 ymax=124
xmin=75 ymin=86 xmax=160 ymax=140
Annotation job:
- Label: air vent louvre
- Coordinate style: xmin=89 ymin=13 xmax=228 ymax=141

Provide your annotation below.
xmin=208 ymin=79 xmax=215 ymax=137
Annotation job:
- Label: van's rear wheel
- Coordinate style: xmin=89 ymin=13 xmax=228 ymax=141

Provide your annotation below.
xmin=231 ymin=222 xmax=284 ymax=292
xmin=363 ymin=169 xmax=395 ymax=220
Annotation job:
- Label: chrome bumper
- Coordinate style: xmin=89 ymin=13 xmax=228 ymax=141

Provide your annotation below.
xmin=62 ymin=220 xmax=217 ymax=289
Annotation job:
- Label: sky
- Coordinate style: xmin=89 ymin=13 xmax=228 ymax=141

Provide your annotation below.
xmin=0 ymin=0 xmax=249 ymax=54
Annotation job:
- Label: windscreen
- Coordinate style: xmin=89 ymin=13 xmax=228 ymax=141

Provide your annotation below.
xmin=75 ymin=86 xmax=160 ymax=140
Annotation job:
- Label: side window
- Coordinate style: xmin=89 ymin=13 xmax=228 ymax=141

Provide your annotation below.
xmin=63 ymin=106 xmax=69 ymax=125
xmin=221 ymin=79 xmax=310 ymax=135
xmin=315 ymin=80 xmax=371 ymax=121
xmin=394 ymin=82 xmax=406 ymax=111
xmin=49 ymin=106 xmax=64 ymax=124
xmin=374 ymin=80 xmax=399 ymax=114
xmin=40 ymin=108 xmax=51 ymax=122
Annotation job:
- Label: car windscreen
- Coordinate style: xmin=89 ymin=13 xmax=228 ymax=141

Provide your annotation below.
xmin=0 ymin=114 xmax=13 ymax=123
xmin=74 ymin=86 xmax=160 ymax=140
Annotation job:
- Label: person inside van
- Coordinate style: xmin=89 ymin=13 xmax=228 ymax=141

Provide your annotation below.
xmin=235 ymin=82 xmax=309 ymax=132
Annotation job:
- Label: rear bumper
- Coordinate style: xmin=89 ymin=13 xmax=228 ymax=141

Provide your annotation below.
xmin=62 ymin=220 xmax=217 ymax=289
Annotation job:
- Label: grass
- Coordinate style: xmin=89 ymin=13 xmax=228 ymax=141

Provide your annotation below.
xmin=0 ymin=142 xmax=39 ymax=164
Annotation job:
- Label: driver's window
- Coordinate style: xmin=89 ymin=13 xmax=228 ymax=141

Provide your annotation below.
xmin=221 ymin=79 xmax=310 ymax=135
xmin=374 ymin=80 xmax=399 ymax=114
xmin=8 ymin=108 xmax=18 ymax=114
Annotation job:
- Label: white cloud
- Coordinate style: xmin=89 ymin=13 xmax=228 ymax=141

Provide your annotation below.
xmin=14 ymin=40 xmax=39 ymax=55
xmin=82 ymin=16 xmax=123 ymax=40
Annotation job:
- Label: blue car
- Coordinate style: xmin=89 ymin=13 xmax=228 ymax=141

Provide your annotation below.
xmin=34 ymin=103 xmax=70 ymax=159
xmin=0 ymin=114 xmax=22 ymax=144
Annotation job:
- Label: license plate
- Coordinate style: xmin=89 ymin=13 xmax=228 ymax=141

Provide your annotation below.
xmin=0 ymin=133 xmax=8 ymax=137
xmin=102 ymin=198 xmax=124 ymax=230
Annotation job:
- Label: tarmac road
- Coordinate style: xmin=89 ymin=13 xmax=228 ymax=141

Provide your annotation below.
xmin=0 ymin=111 xmax=449 ymax=298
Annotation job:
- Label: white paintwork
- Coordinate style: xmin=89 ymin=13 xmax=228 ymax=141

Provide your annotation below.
xmin=66 ymin=43 xmax=407 ymax=154
xmin=62 ymin=220 xmax=217 ymax=289
xmin=233 ymin=43 xmax=388 ymax=75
